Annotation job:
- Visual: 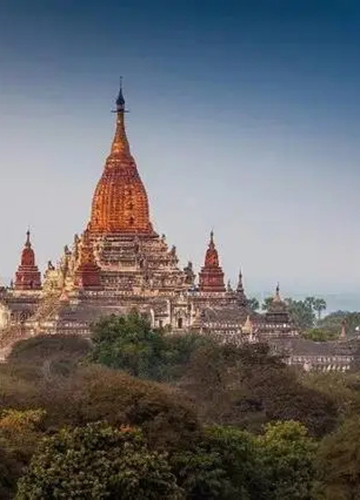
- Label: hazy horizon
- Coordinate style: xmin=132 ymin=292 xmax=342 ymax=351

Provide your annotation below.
xmin=1 ymin=1 xmax=360 ymax=309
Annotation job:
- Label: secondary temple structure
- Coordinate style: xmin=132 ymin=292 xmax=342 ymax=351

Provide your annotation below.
xmin=0 ymin=84 xmax=357 ymax=370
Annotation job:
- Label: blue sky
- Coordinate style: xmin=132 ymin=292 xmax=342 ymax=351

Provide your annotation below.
xmin=0 ymin=0 xmax=360 ymax=304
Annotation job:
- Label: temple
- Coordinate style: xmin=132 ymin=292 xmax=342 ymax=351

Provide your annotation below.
xmin=256 ymin=283 xmax=297 ymax=338
xmin=0 ymin=84 xmax=358 ymax=371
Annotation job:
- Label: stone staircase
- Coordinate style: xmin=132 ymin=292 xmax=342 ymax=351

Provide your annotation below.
xmin=0 ymin=292 xmax=64 ymax=361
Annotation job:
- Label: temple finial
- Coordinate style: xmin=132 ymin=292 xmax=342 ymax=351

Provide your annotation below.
xmin=210 ymin=229 xmax=214 ymax=245
xmin=237 ymin=268 xmax=244 ymax=293
xmin=236 ymin=268 xmax=247 ymax=307
xmin=116 ymin=76 xmax=126 ymax=112
xmin=274 ymin=282 xmax=281 ymax=301
xmin=110 ymin=79 xmax=130 ymax=156
xmin=25 ymin=228 xmax=31 ymax=248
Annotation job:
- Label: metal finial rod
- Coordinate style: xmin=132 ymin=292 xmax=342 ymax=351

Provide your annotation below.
xmin=112 ymin=76 xmax=129 ymax=113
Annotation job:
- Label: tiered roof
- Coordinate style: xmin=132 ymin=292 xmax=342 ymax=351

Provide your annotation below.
xmin=14 ymin=231 xmax=41 ymax=291
xmin=199 ymin=231 xmax=226 ymax=292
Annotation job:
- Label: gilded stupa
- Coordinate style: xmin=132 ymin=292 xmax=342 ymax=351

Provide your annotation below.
xmin=89 ymin=83 xmax=153 ymax=235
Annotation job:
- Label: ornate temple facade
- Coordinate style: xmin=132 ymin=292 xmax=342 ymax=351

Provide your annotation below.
xmin=0 ymin=85 xmax=357 ymax=371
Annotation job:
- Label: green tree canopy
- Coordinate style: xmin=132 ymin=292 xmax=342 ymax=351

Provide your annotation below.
xmin=7 ymin=334 xmax=91 ymax=380
xmin=262 ymin=297 xmax=274 ymax=311
xmin=90 ymin=312 xmax=207 ymax=382
xmin=285 ymin=298 xmax=316 ymax=331
xmin=9 ymin=335 xmax=91 ymax=365
xmin=317 ymin=416 xmax=360 ymax=500
xmin=0 ymin=409 xmax=46 ymax=500
xmin=247 ymin=297 xmax=260 ymax=312
xmin=16 ymin=422 xmax=181 ymax=500
xmin=180 ymin=341 xmax=337 ymax=437
xmin=303 ymin=328 xmax=338 ymax=342
xmin=312 ymin=298 xmax=327 ymax=321
xmin=318 ymin=310 xmax=360 ymax=337
xmin=257 ymin=421 xmax=317 ymax=500
xmin=0 ymin=443 xmax=20 ymax=500
xmin=171 ymin=425 xmax=262 ymax=500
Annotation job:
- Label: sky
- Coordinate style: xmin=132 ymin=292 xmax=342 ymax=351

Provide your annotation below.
xmin=0 ymin=0 xmax=360 ymax=308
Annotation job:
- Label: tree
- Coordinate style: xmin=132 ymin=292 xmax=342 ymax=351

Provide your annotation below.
xmin=317 ymin=416 xmax=360 ymax=499
xmin=0 ymin=443 xmax=20 ymax=500
xmin=171 ymin=425 xmax=262 ymax=500
xmin=202 ymin=426 xmax=264 ymax=498
xmin=302 ymin=371 xmax=360 ymax=421
xmin=7 ymin=334 xmax=91 ymax=380
xmin=303 ymin=296 xmax=316 ymax=310
xmin=180 ymin=341 xmax=337 ymax=437
xmin=90 ymin=312 xmax=165 ymax=379
xmin=318 ymin=310 xmax=360 ymax=337
xmin=90 ymin=312 xmax=206 ymax=382
xmin=9 ymin=335 xmax=91 ymax=366
xmin=257 ymin=421 xmax=317 ymax=500
xmin=0 ymin=409 xmax=45 ymax=457
xmin=285 ymin=298 xmax=316 ymax=331
xmin=262 ymin=297 xmax=274 ymax=311
xmin=24 ymin=364 xmax=200 ymax=453
xmin=0 ymin=409 xmax=46 ymax=500
xmin=172 ymin=422 xmax=317 ymax=500
xmin=16 ymin=422 xmax=182 ymax=500
xmin=303 ymin=328 xmax=337 ymax=342
xmin=312 ymin=298 xmax=327 ymax=322
xmin=248 ymin=297 xmax=260 ymax=313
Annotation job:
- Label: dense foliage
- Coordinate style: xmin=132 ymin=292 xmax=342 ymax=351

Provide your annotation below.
xmin=16 ymin=423 xmax=181 ymax=500
xmin=1 ymin=311 xmax=360 ymax=498
xmin=318 ymin=310 xmax=360 ymax=337
xmin=90 ymin=313 xmax=207 ymax=382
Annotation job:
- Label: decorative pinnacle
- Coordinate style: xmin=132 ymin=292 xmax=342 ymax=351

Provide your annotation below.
xmin=210 ymin=229 xmax=214 ymax=245
xmin=237 ymin=268 xmax=246 ymax=296
xmin=115 ymin=76 xmax=127 ymax=113
xmin=110 ymin=78 xmax=130 ymax=155
xmin=25 ymin=229 xmax=31 ymax=248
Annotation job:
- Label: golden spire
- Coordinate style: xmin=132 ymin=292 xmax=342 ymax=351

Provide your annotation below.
xmin=89 ymin=82 xmax=153 ymax=234
xmin=110 ymin=77 xmax=131 ymax=157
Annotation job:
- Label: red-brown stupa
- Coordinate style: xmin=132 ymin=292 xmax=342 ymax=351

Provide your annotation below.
xmin=14 ymin=230 xmax=42 ymax=291
xmin=88 ymin=82 xmax=153 ymax=235
xmin=74 ymin=230 xmax=102 ymax=290
xmin=199 ymin=231 xmax=226 ymax=292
